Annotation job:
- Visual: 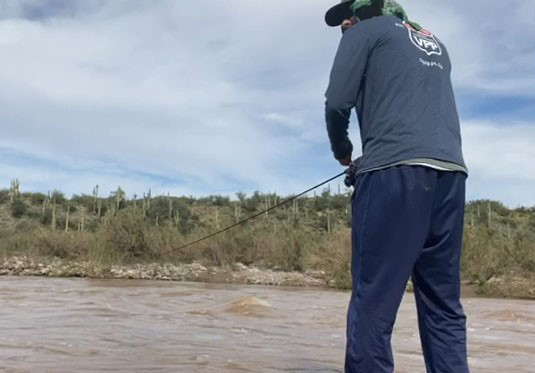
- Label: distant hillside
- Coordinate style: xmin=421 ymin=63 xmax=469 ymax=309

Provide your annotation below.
xmin=1 ymin=184 xmax=534 ymax=298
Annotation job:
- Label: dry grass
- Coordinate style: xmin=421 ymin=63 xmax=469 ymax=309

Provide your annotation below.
xmin=0 ymin=192 xmax=534 ymax=297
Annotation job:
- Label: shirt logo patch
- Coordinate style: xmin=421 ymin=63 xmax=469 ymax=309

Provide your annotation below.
xmin=404 ymin=23 xmax=442 ymax=56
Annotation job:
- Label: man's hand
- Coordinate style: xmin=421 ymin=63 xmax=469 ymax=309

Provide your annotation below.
xmin=344 ymin=157 xmax=361 ymax=187
xmin=338 ymin=155 xmax=352 ymax=166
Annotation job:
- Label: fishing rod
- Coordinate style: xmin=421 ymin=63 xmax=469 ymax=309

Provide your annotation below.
xmin=164 ymin=161 xmax=359 ymax=255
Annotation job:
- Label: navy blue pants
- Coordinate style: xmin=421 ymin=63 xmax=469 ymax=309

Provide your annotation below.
xmin=345 ymin=166 xmax=469 ymax=373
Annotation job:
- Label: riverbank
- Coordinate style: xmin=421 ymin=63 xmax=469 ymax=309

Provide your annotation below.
xmin=1 ymin=193 xmax=534 ymax=300
xmin=2 ymin=256 xmax=534 ymax=299
xmin=0 ymin=256 xmax=326 ymax=287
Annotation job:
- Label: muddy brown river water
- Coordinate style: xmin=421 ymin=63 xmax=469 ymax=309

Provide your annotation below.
xmin=1 ymin=277 xmax=534 ymax=372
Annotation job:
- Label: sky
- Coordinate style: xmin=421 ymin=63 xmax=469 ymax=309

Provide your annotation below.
xmin=0 ymin=0 xmax=534 ymax=207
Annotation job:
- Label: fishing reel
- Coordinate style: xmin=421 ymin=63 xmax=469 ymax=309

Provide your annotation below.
xmin=344 ymin=158 xmax=361 ymax=188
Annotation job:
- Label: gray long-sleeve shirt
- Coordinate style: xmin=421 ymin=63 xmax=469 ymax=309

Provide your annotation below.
xmin=325 ymin=15 xmax=467 ymax=173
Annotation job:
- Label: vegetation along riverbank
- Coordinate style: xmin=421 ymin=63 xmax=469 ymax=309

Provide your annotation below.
xmin=1 ymin=181 xmax=534 ymax=298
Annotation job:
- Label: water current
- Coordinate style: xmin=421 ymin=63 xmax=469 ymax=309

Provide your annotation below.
xmin=1 ymin=277 xmax=534 ymax=372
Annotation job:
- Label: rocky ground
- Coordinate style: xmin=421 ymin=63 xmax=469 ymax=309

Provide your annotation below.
xmin=0 ymin=257 xmax=326 ymax=287
xmin=2 ymin=256 xmax=534 ymax=298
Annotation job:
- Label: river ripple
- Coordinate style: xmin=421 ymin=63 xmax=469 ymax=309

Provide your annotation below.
xmin=1 ymin=277 xmax=534 ymax=372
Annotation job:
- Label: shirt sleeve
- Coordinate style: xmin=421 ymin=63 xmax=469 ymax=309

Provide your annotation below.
xmin=325 ymin=27 xmax=371 ymax=160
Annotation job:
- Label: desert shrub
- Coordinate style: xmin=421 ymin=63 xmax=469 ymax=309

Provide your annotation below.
xmin=15 ymin=220 xmax=39 ymax=233
xmin=243 ymin=223 xmax=310 ymax=271
xmin=25 ymin=210 xmax=42 ymax=219
xmin=98 ymin=204 xmax=109 ymax=216
xmin=83 ymin=218 xmax=101 ymax=233
xmin=176 ymin=204 xmax=197 ymax=235
xmin=306 ymin=228 xmax=352 ymax=289
xmin=62 ymin=203 xmax=77 ymax=213
xmin=51 ymin=190 xmax=66 ymax=204
xmin=143 ymin=225 xmax=186 ymax=261
xmin=11 ymin=199 xmax=27 ymax=218
xmin=41 ymin=208 xmax=53 ymax=225
xmin=85 ymin=235 xmax=113 ymax=276
xmin=211 ymin=195 xmax=230 ymax=207
xmin=0 ymin=232 xmax=35 ymax=257
xmin=54 ymin=216 xmax=79 ymax=232
xmin=190 ymin=223 xmax=264 ymax=267
xmin=528 ymin=212 xmax=535 ymax=231
xmin=241 ymin=191 xmax=263 ymax=213
xmin=0 ymin=189 xmax=9 ymax=204
xmin=101 ymin=210 xmax=150 ymax=261
xmin=202 ymin=239 xmax=236 ymax=267
xmin=511 ymin=231 xmax=535 ymax=273
xmin=23 ymin=192 xmax=47 ymax=205
xmin=71 ymin=194 xmax=96 ymax=212
xmin=146 ymin=197 xmax=170 ymax=222
xmin=33 ymin=230 xmax=90 ymax=259
xmin=462 ymin=228 xmax=504 ymax=282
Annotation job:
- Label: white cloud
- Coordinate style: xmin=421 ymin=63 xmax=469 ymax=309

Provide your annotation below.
xmin=463 ymin=120 xmax=535 ymax=207
xmin=402 ymin=0 xmax=535 ymax=95
xmin=0 ymin=0 xmax=533 ymax=206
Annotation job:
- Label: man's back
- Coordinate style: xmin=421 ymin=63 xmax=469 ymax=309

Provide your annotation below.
xmin=326 ymin=15 xmax=466 ymax=173
xmin=323 ymin=2 xmax=470 ymax=371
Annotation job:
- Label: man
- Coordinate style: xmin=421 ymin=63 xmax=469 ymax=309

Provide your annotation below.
xmin=323 ymin=0 xmax=470 ymax=372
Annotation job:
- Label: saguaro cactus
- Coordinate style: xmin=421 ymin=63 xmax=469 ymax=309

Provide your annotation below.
xmin=174 ymin=209 xmax=180 ymax=227
xmin=92 ymin=185 xmax=99 ymax=214
xmin=41 ymin=194 xmax=50 ymax=219
xmin=65 ymin=205 xmax=70 ymax=232
xmin=487 ymin=202 xmax=492 ymax=228
xmin=114 ymin=186 xmax=125 ymax=216
xmin=142 ymin=189 xmax=152 ymax=218
xmin=234 ymin=203 xmax=241 ymax=223
xmin=214 ymin=207 xmax=220 ymax=229
xmin=51 ymin=199 xmax=57 ymax=230
xmin=168 ymin=193 xmax=173 ymax=222
xmin=8 ymin=179 xmax=20 ymax=203
xmin=97 ymin=200 xmax=102 ymax=219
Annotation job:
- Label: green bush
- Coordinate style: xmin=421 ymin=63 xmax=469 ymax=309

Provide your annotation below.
xmin=51 ymin=190 xmax=66 ymax=204
xmin=0 ymin=232 xmax=35 ymax=256
xmin=146 ymin=197 xmax=170 ymax=222
xmin=0 ymin=189 xmax=10 ymax=204
xmin=306 ymin=228 xmax=351 ymax=289
xmin=71 ymin=194 xmax=95 ymax=211
xmin=34 ymin=230 xmax=91 ymax=259
xmin=15 ymin=220 xmax=39 ymax=233
xmin=210 ymin=195 xmax=230 ymax=207
xmin=102 ymin=210 xmax=150 ymax=261
xmin=41 ymin=208 xmax=53 ymax=225
xmin=23 ymin=192 xmax=48 ymax=205
xmin=11 ymin=199 xmax=27 ymax=218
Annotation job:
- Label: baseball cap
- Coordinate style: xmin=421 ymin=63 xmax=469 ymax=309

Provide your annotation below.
xmin=324 ymin=0 xmax=356 ymax=27
xmin=325 ymin=0 xmax=411 ymax=27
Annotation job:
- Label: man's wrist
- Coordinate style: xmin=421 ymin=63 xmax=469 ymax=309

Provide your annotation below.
xmin=333 ymin=141 xmax=353 ymax=161
xmin=337 ymin=154 xmax=352 ymax=166
xmin=335 ymin=153 xmax=352 ymax=161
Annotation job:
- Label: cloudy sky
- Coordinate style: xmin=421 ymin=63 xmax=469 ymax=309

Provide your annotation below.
xmin=1 ymin=0 xmax=534 ymax=206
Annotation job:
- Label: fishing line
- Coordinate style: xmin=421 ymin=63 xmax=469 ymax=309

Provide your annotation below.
xmin=165 ymin=169 xmax=349 ymax=255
